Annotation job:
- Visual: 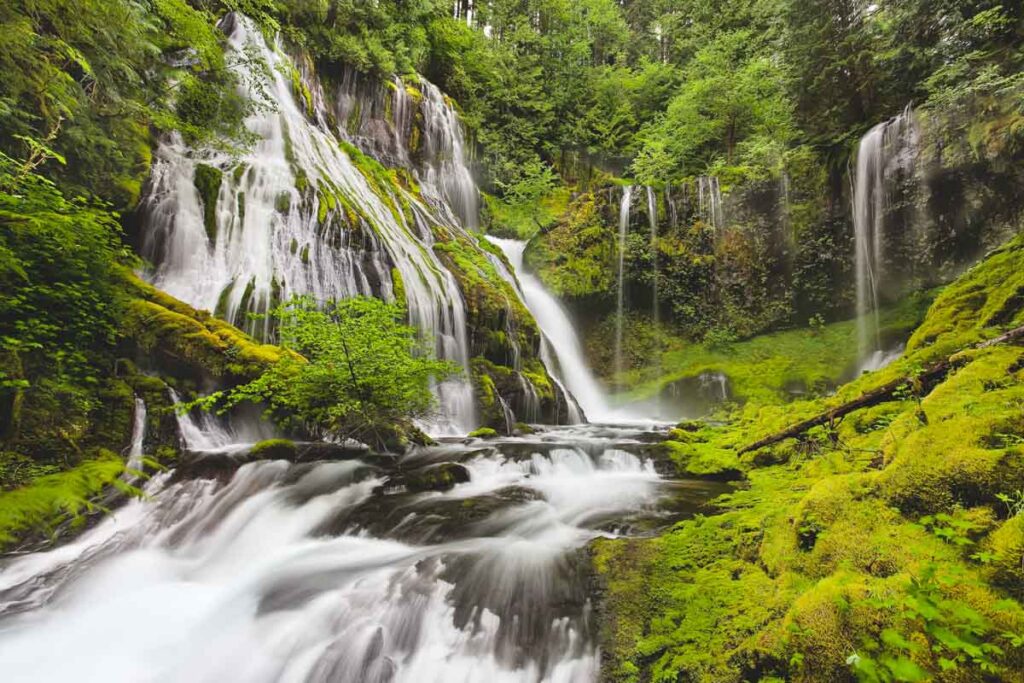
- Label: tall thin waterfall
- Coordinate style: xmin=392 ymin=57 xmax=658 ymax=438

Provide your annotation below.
xmin=615 ymin=185 xmax=633 ymax=380
xmin=697 ymin=176 xmax=723 ymax=230
xmin=852 ymin=106 xmax=917 ymax=365
xmin=646 ymin=187 xmax=662 ymax=416
xmin=140 ymin=16 xmax=481 ymax=433
xmin=124 ymin=397 xmax=146 ymax=475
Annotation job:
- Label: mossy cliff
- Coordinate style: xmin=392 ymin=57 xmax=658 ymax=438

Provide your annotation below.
xmin=432 ymin=229 xmax=572 ymax=429
xmin=592 ymin=232 xmax=1024 ymax=682
xmin=516 ymin=96 xmax=1024 ymax=371
xmin=0 ymin=272 xmax=293 ymax=552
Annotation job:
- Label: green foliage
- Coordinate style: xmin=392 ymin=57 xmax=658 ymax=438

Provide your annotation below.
xmin=201 ymin=296 xmax=458 ymax=449
xmin=634 ymin=30 xmax=795 ymax=183
xmin=0 ymin=151 xmax=130 ymax=395
xmin=0 ymin=454 xmax=135 ymax=550
xmin=0 ymin=0 xmax=252 ymax=207
xmin=523 ymin=191 xmax=617 ymax=298
xmin=850 ymin=563 xmax=1009 ymax=681
xmin=468 ymin=426 xmax=498 ymax=439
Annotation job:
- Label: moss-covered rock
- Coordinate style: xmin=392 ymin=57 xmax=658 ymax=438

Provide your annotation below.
xmin=120 ymin=269 xmax=292 ymax=382
xmin=193 ymin=163 xmax=222 ymax=243
xmin=249 ymin=438 xmax=298 ymax=461
xmin=592 ymin=231 xmax=1024 ymax=682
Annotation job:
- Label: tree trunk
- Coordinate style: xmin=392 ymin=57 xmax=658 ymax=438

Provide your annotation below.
xmin=737 ymin=325 xmax=1024 ymax=455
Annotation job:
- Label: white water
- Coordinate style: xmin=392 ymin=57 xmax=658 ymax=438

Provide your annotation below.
xmin=645 ymin=188 xmax=662 ymax=418
xmin=168 ymin=389 xmax=266 ymax=453
xmin=488 ymin=238 xmax=650 ymax=424
xmin=614 ymin=186 xmax=633 ymax=380
xmin=852 ymin=106 xmax=917 ymax=362
xmin=140 ymin=17 xmax=480 ymax=434
xmin=697 ymin=175 xmax=723 ymax=230
xmin=0 ymin=426 xmax=726 ymax=682
xmin=125 ymin=397 xmax=147 ymax=475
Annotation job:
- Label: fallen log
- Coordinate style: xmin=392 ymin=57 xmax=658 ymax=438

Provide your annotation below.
xmin=737 ymin=324 xmax=1024 ymax=455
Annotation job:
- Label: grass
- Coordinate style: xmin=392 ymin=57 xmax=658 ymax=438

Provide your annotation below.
xmin=620 ymin=291 xmax=934 ymax=407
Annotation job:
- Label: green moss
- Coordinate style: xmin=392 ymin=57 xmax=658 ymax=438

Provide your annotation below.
xmin=468 ymin=427 xmax=499 ymax=439
xmin=289 ymin=64 xmax=314 ymax=117
xmin=249 ymin=438 xmax=297 ymax=460
xmin=275 ymin=191 xmax=291 ymax=213
xmin=193 ymin=163 xmax=222 ymax=242
xmin=593 ymin=235 xmax=1024 ymax=681
xmin=391 ymin=267 xmax=406 ymax=304
xmin=119 ymin=270 xmax=291 ymax=380
xmin=624 ymin=293 xmax=933 ymax=407
xmin=523 ymin=191 xmax=616 ymax=298
xmin=659 ymin=438 xmax=741 ymax=477
xmin=907 ymin=232 xmax=1024 ymax=356
xmin=0 ymin=453 xmax=128 ymax=550
xmin=483 ymin=185 xmax=571 ymax=240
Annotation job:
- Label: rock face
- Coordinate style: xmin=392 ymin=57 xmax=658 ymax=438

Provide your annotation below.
xmin=524 ymin=104 xmax=1024 ymax=360
xmin=134 ymin=14 xmax=572 ymax=434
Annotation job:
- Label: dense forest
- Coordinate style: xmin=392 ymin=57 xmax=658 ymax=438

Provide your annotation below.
xmin=1 ymin=1 xmax=1024 ymax=682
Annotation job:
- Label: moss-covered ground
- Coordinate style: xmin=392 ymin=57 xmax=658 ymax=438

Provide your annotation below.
xmin=619 ymin=292 xmax=934 ymax=408
xmin=593 ymin=233 xmax=1024 ymax=682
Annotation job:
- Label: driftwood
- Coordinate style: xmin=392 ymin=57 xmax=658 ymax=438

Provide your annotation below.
xmin=737 ymin=324 xmax=1024 ymax=455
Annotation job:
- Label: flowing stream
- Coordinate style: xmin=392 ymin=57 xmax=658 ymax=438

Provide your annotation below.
xmin=0 ymin=425 xmax=729 ymax=682
xmin=0 ymin=14 xmax=717 ymax=682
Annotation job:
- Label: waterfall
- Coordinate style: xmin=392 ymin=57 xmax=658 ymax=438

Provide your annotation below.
xmin=491 ymin=238 xmax=648 ymax=424
xmin=419 ymin=82 xmax=480 ymax=230
xmin=615 ymin=185 xmax=633 ymax=381
xmin=124 ymin=397 xmax=146 ymax=475
xmin=168 ymin=389 xmax=244 ymax=453
xmin=140 ymin=16 xmax=486 ymax=434
xmin=646 ymin=187 xmax=663 ymax=417
xmin=697 ymin=175 xmax=723 ymax=230
xmin=852 ymin=105 xmax=917 ymax=363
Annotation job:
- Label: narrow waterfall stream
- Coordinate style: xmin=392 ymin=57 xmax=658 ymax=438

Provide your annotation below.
xmin=645 ymin=187 xmax=662 ymax=418
xmin=0 ymin=424 xmax=730 ymax=682
xmin=614 ymin=186 xmax=633 ymax=380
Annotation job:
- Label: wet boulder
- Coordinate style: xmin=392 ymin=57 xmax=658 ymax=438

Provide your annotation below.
xmin=383 ymin=462 xmax=470 ymax=494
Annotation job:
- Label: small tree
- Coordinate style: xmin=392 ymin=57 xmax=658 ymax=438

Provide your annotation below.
xmin=204 ymin=296 xmax=458 ymax=450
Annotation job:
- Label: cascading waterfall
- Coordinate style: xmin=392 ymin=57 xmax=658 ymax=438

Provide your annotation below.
xmin=479 ymin=247 xmax=553 ymax=426
xmin=697 ymin=175 xmax=723 ymax=230
xmin=168 ymin=389 xmax=244 ymax=452
xmin=419 ymin=82 xmax=480 ymax=231
xmin=140 ymin=16 xmax=483 ymax=433
xmin=490 ymin=238 xmax=639 ymax=424
xmin=852 ymin=105 xmax=917 ymax=369
xmin=615 ymin=186 xmax=633 ymax=381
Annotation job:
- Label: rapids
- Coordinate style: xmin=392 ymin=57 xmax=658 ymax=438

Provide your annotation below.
xmin=0 ymin=426 xmax=729 ymax=683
